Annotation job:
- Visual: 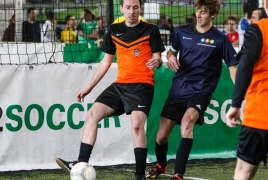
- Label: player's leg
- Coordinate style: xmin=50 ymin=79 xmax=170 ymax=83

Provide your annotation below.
xmin=173 ymin=107 xmax=198 ymax=180
xmin=56 ymin=102 xmax=115 ymax=171
xmin=147 ymin=117 xmax=176 ymax=178
xmin=233 ymin=158 xmax=259 ymax=180
xmin=232 ymin=126 xmax=268 ymax=180
xmin=78 ymin=102 xmax=115 ymax=162
xmin=147 ymin=97 xmax=182 ymax=179
xmin=173 ymin=95 xmax=211 ymax=180
xmin=131 ymin=110 xmax=148 ymax=180
xmin=118 ymin=83 xmax=154 ymax=180
xmin=56 ymin=84 xmax=121 ymax=172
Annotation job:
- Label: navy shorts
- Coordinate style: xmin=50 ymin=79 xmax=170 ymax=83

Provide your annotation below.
xmin=237 ymin=125 xmax=268 ymax=165
xmin=95 ymin=83 xmax=154 ymax=117
xmin=160 ymin=95 xmax=211 ymax=125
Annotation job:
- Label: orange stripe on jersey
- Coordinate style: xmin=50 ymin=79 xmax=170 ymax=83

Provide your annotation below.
xmin=112 ymin=35 xmax=154 ymax=85
xmin=111 ymin=35 xmax=150 ymax=48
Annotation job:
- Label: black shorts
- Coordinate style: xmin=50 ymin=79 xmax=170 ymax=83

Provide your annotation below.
xmin=95 ymin=83 xmax=154 ymax=117
xmin=160 ymin=95 xmax=211 ymax=125
xmin=237 ymin=125 xmax=268 ymax=165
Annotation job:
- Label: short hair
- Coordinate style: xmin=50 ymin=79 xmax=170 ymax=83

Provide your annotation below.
xmin=223 ymin=15 xmax=238 ymax=25
xmin=46 ymin=11 xmax=54 ymax=21
xmin=27 ymin=7 xmax=36 ymax=15
xmin=256 ymin=7 xmax=268 ymax=20
xmin=84 ymin=9 xmax=95 ymax=19
xmin=65 ymin=15 xmax=74 ymax=24
xmin=185 ymin=13 xmax=196 ymax=24
xmin=120 ymin=0 xmax=143 ymax=6
xmin=195 ymin=0 xmax=220 ymax=16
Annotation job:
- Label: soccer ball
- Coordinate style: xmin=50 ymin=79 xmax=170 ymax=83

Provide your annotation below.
xmin=70 ymin=162 xmax=96 ymax=180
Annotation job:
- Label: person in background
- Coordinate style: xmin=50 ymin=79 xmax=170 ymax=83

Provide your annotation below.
xmin=238 ymin=3 xmax=249 ymax=50
xmin=157 ymin=14 xmax=174 ymax=44
xmin=225 ymin=1 xmax=268 ymax=179
xmin=95 ymin=16 xmax=106 ymax=39
xmin=22 ymin=7 xmax=41 ymax=42
xmin=250 ymin=7 xmax=267 ymax=23
xmin=77 ymin=9 xmax=98 ymax=44
xmin=223 ymin=15 xmax=239 ymax=47
xmin=185 ymin=13 xmax=196 ymax=24
xmin=41 ymin=11 xmax=57 ymax=42
xmin=54 ymin=17 xmax=63 ymax=41
xmin=61 ymin=15 xmax=77 ymax=44
xmin=2 ymin=15 xmax=15 ymax=42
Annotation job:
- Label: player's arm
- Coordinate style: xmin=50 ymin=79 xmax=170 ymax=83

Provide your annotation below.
xmin=226 ymin=24 xmax=262 ymax=128
xmin=231 ymin=24 xmax=262 ymax=108
xmin=146 ymin=52 xmax=162 ymax=69
xmin=166 ymin=47 xmax=179 ymax=72
xmin=76 ymin=53 xmax=114 ymax=102
xmin=228 ymin=65 xmax=237 ymax=84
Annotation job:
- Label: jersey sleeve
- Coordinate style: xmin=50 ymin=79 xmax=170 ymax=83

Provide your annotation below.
xmin=231 ymin=24 xmax=262 ymax=108
xmin=171 ymin=26 xmax=180 ymax=52
xmin=100 ymin=26 xmax=116 ymax=55
xmin=221 ymin=36 xmax=239 ymax=67
xmin=150 ymin=25 xmax=166 ymax=53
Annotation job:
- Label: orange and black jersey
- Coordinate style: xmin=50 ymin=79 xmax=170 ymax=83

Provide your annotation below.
xmin=101 ymin=20 xmax=165 ymax=86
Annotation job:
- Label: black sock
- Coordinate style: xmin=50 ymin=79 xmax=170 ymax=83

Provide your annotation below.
xmin=155 ymin=141 xmax=168 ymax=168
xmin=134 ymin=147 xmax=148 ymax=175
xmin=78 ymin=142 xmax=93 ymax=162
xmin=174 ymin=138 xmax=193 ymax=178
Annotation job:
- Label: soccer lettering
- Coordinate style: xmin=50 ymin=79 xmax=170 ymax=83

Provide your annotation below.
xmin=5 ymin=103 xmax=121 ymax=132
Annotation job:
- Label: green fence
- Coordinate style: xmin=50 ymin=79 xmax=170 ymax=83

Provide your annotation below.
xmin=63 ymin=43 xmax=117 ymax=63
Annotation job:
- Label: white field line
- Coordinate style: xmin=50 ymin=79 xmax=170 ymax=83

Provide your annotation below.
xmin=121 ymin=168 xmax=213 ymax=180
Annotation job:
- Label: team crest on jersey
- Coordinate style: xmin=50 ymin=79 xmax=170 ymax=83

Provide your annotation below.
xmin=134 ymin=49 xmax=140 ymax=56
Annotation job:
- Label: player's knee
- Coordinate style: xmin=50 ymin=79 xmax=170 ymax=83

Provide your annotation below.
xmin=156 ymin=134 xmax=168 ymax=144
xmin=133 ymin=127 xmax=140 ymax=135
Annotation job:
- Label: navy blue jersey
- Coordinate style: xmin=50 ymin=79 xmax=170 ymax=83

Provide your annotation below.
xmin=169 ymin=24 xmax=239 ymax=98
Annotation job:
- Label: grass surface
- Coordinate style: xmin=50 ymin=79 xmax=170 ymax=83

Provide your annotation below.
xmin=1 ymin=159 xmax=268 ymax=180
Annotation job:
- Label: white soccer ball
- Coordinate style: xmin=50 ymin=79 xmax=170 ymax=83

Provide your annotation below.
xmin=70 ymin=162 xmax=96 ymax=180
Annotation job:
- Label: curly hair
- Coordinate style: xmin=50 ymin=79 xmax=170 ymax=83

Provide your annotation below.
xmin=195 ymin=0 xmax=220 ymax=16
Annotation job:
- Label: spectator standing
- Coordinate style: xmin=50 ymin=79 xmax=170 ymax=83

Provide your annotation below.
xmin=61 ymin=15 xmax=77 ymax=44
xmin=185 ymin=13 xmax=196 ymax=24
xmin=223 ymin=15 xmax=239 ymax=47
xmin=157 ymin=14 xmax=174 ymax=44
xmin=238 ymin=3 xmax=249 ymax=50
xmin=22 ymin=7 xmax=41 ymax=42
xmin=2 ymin=15 xmax=15 ymax=42
xmin=77 ymin=9 xmax=98 ymax=44
xmin=41 ymin=11 xmax=57 ymax=42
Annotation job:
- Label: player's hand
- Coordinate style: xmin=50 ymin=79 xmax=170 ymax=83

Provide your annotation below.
xmin=167 ymin=55 xmax=180 ymax=71
xmin=146 ymin=58 xmax=161 ymax=69
xmin=225 ymin=107 xmax=241 ymax=128
xmin=80 ymin=11 xmax=85 ymax=19
xmin=76 ymin=87 xmax=92 ymax=102
xmin=97 ymin=39 xmax=104 ymax=47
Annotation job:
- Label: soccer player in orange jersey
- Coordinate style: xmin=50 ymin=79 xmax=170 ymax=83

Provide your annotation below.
xmin=226 ymin=1 xmax=268 ymax=180
xmin=56 ymin=0 xmax=165 ymax=180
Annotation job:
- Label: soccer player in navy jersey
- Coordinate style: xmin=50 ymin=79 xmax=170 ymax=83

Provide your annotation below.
xmin=146 ymin=0 xmax=239 ymax=180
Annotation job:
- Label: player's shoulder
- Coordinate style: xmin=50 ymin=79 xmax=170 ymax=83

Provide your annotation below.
xmin=210 ymin=26 xmax=227 ymax=37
